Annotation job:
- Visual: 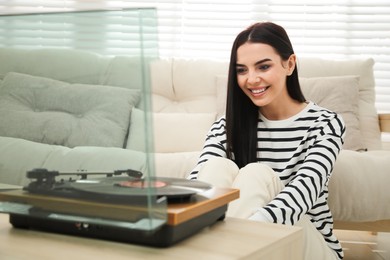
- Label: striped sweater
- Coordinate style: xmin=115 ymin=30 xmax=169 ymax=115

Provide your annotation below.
xmin=188 ymin=102 xmax=345 ymax=259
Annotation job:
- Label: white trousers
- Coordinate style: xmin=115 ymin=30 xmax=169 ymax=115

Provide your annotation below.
xmin=197 ymin=157 xmax=338 ymax=260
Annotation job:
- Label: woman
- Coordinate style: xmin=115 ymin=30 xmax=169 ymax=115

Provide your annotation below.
xmin=188 ymin=22 xmax=345 ymax=260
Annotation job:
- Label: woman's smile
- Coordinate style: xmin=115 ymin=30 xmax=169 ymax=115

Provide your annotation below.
xmin=249 ymin=86 xmax=270 ymax=96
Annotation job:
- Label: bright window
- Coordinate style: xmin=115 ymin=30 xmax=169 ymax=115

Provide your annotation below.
xmin=1 ymin=0 xmax=389 ymax=112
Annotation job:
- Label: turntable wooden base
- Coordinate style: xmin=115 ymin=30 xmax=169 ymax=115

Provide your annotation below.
xmin=0 ymin=187 xmax=239 ymax=247
xmin=0 ymin=187 xmax=238 ymax=225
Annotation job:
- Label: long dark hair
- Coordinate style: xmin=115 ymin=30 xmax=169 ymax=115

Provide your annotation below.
xmin=225 ymin=22 xmax=306 ymax=168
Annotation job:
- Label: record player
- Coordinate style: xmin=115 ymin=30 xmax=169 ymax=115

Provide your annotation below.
xmin=0 ymin=168 xmax=239 ymax=247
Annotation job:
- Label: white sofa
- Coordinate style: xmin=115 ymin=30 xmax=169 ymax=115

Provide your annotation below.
xmin=0 ymin=48 xmax=389 ymax=232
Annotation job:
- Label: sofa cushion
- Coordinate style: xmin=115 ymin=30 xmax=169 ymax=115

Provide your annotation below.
xmin=0 ymin=72 xmax=140 ymax=148
xmin=149 ymin=58 xmax=228 ymax=113
xmin=216 ymin=74 xmax=364 ymax=151
xmin=0 ymin=136 xmax=147 ymax=186
xmin=154 ymin=151 xmax=200 ymax=178
xmin=298 ymin=57 xmax=381 ymax=150
xmin=300 ymin=76 xmax=364 ymax=151
xmin=329 ymin=149 xmax=390 ymax=222
xmin=127 ymin=108 xmax=216 ymax=153
xmin=100 ymin=56 xmax=146 ymax=90
xmin=0 ymin=47 xmax=111 ymax=84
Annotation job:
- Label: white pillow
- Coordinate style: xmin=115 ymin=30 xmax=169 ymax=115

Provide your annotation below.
xmin=127 ymin=108 xmax=216 ymax=153
xmin=329 ymin=150 xmax=390 ymax=221
xmin=0 ymin=72 xmax=140 ymax=148
xmin=149 ymin=59 xmax=225 ymax=113
xmin=153 ymin=151 xmax=201 ymax=178
xmin=216 ymin=74 xmax=364 ymax=151
xmin=298 ymin=57 xmax=380 ymax=150
xmin=216 ymin=74 xmax=228 ymax=118
xmin=300 ymin=76 xmax=364 ymax=151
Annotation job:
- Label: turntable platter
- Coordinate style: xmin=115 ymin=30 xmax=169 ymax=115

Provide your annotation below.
xmin=70 ymin=177 xmax=212 ymax=200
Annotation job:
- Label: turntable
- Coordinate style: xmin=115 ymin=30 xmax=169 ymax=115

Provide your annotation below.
xmin=0 ymin=168 xmax=239 ymax=247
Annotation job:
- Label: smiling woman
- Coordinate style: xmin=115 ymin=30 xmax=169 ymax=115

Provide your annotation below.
xmin=189 ymin=22 xmax=345 ymax=260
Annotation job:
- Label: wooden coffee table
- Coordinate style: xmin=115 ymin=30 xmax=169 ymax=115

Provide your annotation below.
xmin=0 ymin=213 xmax=303 ymax=259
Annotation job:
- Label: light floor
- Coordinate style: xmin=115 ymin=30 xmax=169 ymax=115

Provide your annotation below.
xmin=334 ymin=230 xmax=390 ymax=260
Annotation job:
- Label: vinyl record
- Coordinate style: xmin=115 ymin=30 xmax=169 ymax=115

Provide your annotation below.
xmin=69 ymin=176 xmax=212 ymax=200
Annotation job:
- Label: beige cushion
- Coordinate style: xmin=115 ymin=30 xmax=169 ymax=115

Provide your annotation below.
xmin=0 ymin=72 xmax=140 ymax=148
xmin=329 ymin=149 xmax=390 ymax=222
xmin=172 ymin=58 xmax=227 ymax=100
xmin=298 ymin=57 xmax=381 ymax=150
xmin=216 ymin=74 xmax=229 ymax=118
xmin=149 ymin=58 xmax=228 ymax=113
xmin=300 ymin=76 xmax=363 ymax=151
xmin=127 ymin=108 xmax=216 ymax=153
xmin=153 ymin=151 xmax=200 ymax=178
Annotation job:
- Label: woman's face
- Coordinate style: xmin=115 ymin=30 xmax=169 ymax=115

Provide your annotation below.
xmin=236 ymin=42 xmax=295 ymax=113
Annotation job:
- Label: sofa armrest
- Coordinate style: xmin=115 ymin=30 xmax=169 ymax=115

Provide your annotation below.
xmin=379 ymin=113 xmax=390 ymax=133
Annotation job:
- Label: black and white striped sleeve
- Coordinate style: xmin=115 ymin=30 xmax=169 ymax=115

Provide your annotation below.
xmin=257 ymin=113 xmax=345 ymax=225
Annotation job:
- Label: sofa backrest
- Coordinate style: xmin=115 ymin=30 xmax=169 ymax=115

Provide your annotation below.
xmin=150 ymin=57 xmax=381 ymax=152
xmin=0 ymin=48 xmax=381 ymax=153
xmin=149 ymin=58 xmax=228 ymax=113
xmin=0 ymin=48 xmax=144 ymax=90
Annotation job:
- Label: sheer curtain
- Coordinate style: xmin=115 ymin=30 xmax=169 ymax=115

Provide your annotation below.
xmin=0 ymin=0 xmax=389 ymax=112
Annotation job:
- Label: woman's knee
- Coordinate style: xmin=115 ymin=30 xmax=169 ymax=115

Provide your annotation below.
xmin=204 ymin=157 xmax=237 ymax=170
xmin=237 ymin=163 xmax=284 ymax=192
xmin=197 ymin=157 xmax=239 ymax=188
xmin=240 ymin=163 xmax=277 ymax=180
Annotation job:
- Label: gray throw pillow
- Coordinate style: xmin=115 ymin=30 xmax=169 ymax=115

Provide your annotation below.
xmin=0 ymin=72 xmax=141 ymax=148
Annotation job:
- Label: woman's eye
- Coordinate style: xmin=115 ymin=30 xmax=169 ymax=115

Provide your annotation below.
xmin=259 ymin=64 xmax=270 ymax=70
xmin=236 ymin=67 xmax=247 ymax=74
